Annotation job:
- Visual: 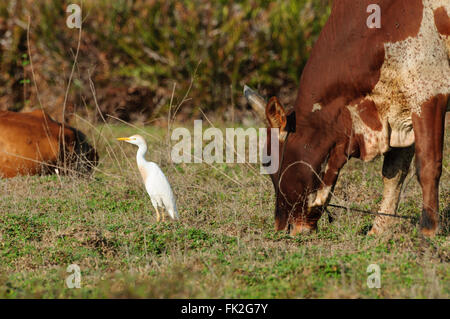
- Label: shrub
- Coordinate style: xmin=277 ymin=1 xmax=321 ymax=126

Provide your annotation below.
xmin=0 ymin=0 xmax=331 ymax=122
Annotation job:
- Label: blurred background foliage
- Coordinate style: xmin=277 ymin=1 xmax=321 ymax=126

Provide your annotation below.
xmin=0 ymin=0 xmax=331 ymax=124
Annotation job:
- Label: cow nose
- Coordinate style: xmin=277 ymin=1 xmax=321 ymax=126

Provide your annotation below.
xmin=289 ymin=222 xmax=316 ymax=236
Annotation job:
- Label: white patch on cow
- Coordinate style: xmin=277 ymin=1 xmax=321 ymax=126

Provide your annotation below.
xmin=312 ymin=103 xmax=322 ymax=112
xmin=321 ymin=161 xmax=329 ymax=176
xmin=308 ymin=160 xmax=334 ymax=208
xmin=347 ymin=104 xmax=390 ymax=161
xmin=307 ymin=192 xmax=317 ymax=208
xmin=310 ymin=186 xmax=332 ymax=207
xmin=279 ymin=130 xmax=288 ymax=142
xmin=348 ymin=0 xmax=450 ymax=159
xmin=373 ymin=0 xmax=450 ymax=122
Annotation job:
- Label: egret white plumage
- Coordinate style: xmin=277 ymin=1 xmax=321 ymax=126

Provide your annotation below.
xmin=117 ymin=134 xmax=179 ymax=222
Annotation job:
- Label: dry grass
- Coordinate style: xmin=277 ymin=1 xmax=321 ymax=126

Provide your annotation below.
xmin=0 ymin=120 xmax=448 ymax=298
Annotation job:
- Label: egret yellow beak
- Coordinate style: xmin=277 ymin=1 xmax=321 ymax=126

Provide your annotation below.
xmin=117 ymin=137 xmax=131 ymax=141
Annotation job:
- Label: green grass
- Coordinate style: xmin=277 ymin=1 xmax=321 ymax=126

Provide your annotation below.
xmin=0 ymin=124 xmax=448 ymax=298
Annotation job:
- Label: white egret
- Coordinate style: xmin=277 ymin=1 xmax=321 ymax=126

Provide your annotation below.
xmin=117 ymin=134 xmax=179 ymax=222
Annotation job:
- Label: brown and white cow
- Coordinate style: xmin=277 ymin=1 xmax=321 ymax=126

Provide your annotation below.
xmin=245 ymin=0 xmax=449 ymax=237
xmin=0 ymin=109 xmax=98 ymax=178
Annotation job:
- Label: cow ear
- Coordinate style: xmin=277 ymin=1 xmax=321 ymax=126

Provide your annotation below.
xmin=266 ymin=97 xmax=287 ymax=131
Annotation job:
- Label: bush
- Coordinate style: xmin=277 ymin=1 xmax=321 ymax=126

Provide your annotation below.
xmin=0 ymin=0 xmax=331 ymax=122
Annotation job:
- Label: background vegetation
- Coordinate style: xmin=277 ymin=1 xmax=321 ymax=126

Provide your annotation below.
xmin=0 ymin=124 xmax=448 ymax=298
xmin=0 ymin=0 xmax=331 ymax=123
xmin=0 ymin=0 xmax=448 ymax=299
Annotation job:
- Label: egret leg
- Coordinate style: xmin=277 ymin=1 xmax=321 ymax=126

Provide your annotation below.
xmin=155 ymin=207 xmax=161 ymax=222
xmin=162 ymin=211 xmax=166 ymax=222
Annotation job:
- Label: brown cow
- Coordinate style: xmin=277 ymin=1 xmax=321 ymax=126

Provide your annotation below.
xmin=245 ymin=0 xmax=449 ymax=237
xmin=0 ymin=109 xmax=98 ymax=178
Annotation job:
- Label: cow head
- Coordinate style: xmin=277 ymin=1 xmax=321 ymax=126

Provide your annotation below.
xmin=244 ymin=86 xmax=324 ymax=235
xmin=66 ymin=126 xmax=99 ymax=174
xmin=26 ymin=109 xmax=99 ymax=176
xmin=54 ymin=123 xmax=98 ymax=176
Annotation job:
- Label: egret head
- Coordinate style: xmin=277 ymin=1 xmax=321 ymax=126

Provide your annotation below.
xmin=117 ymin=134 xmax=147 ymax=147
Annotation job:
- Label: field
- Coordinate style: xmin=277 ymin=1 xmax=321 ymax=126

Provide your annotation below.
xmin=0 ymin=121 xmax=448 ymax=299
xmin=0 ymin=0 xmax=449 ymax=299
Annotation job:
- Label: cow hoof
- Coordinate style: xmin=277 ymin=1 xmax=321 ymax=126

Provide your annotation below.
xmin=419 ymin=212 xmax=438 ymax=238
xmin=290 ymin=223 xmax=316 ymax=236
xmin=420 ymin=226 xmax=438 ymax=238
xmin=367 ymin=224 xmax=385 ymax=236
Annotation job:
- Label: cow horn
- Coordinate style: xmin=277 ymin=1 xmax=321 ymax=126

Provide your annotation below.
xmin=243 ymin=85 xmax=266 ymax=120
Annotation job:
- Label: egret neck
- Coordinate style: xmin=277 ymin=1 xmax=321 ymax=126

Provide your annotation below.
xmin=136 ymin=141 xmax=148 ymax=168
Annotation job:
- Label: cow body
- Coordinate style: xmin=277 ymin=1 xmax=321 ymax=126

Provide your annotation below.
xmin=0 ymin=110 xmax=98 ymax=178
xmin=245 ymin=0 xmax=449 ymax=237
xmin=298 ymin=0 xmax=448 ymax=159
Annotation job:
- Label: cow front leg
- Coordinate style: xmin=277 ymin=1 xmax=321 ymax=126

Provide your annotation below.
xmin=368 ymin=146 xmax=414 ymax=235
xmin=298 ymin=143 xmax=349 ymax=235
xmin=412 ymin=94 xmax=447 ymax=237
xmin=309 ymin=143 xmax=349 ymax=208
